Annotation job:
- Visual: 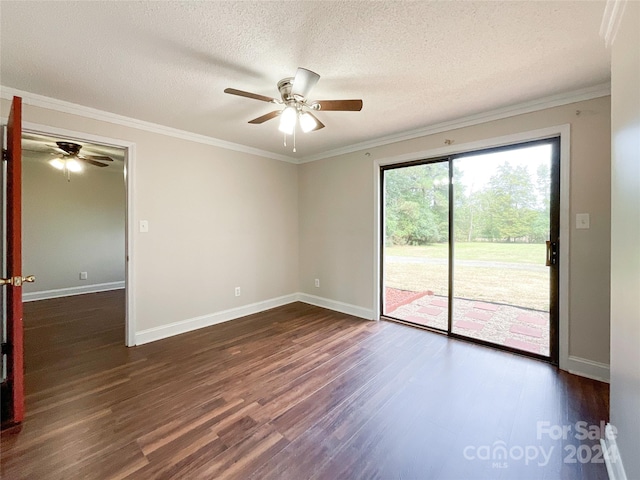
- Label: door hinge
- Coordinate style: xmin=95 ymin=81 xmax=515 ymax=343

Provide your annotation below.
xmin=0 ymin=342 xmax=10 ymax=355
xmin=2 ymin=149 xmax=7 ymax=161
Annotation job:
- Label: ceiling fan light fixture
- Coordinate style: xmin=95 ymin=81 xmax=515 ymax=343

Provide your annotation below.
xmin=299 ymin=112 xmax=318 ymax=133
xmin=49 ymin=158 xmax=65 ymax=170
xmin=278 ymin=106 xmax=297 ymax=135
xmin=66 ymin=158 xmax=83 ymax=173
xmin=224 ymin=67 xmax=362 ymax=151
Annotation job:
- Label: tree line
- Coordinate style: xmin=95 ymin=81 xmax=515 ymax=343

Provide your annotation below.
xmin=385 ymin=161 xmax=550 ymax=245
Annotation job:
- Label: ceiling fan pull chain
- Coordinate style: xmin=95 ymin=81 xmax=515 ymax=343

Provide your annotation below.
xmin=293 ymin=127 xmax=296 ymax=153
xmin=283 ymin=131 xmax=287 ymax=147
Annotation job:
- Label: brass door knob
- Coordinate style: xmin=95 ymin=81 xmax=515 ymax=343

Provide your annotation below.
xmin=0 ymin=275 xmax=36 ymax=286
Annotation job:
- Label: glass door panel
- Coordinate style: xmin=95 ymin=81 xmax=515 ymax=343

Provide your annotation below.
xmin=451 ymin=144 xmax=554 ymax=357
xmin=382 ymin=161 xmax=449 ymax=331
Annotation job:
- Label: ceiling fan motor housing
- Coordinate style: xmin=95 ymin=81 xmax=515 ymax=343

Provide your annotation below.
xmin=56 ymin=141 xmax=82 ymax=155
xmin=277 ymin=78 xmax=296 ymax=104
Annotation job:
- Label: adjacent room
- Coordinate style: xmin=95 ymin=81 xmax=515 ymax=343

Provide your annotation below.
xmin=0 ymin=1 xmax=637 ymax=479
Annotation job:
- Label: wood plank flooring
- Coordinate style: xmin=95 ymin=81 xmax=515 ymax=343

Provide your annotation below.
xmin=1 ymin=291 xmax=609 ymax=479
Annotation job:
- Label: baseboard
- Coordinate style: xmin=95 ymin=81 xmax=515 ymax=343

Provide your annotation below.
xmin=135 ymin=293 xmax=298 ymax=345
xmin=296 ymin=293 xmax=375 ymax=320
xmin=135 ymin=292 xmax=375 ymax=346
xmin=23 ymin=281 xmax=125 ymax=302
xmin=601 ymin=423 xmax=628 ymax=480
xmin=565 ymin=355 xmax=610 ymax=383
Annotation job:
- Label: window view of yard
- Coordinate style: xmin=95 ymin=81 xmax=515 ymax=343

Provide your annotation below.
xmin=383 ymin=143 xmax=555 ymax=356
xmin=385 ymin=242 xmax=549 ymax=311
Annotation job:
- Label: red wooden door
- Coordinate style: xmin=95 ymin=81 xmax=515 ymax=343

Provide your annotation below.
xmin=1 ymin=96 xmax=32 ymax=429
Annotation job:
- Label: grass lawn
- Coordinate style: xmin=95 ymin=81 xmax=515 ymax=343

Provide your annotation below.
xmin=384 ymin=242 xmax=550 ymax=311
xmin=386 ymin=242 xmax=547 ymax=264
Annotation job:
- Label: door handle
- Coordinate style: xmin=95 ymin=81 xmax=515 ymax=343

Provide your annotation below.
xmin=0 ymin=275 xmax=36 ymax=287
xmin=545 ymin=241 xmax=558 ymax=266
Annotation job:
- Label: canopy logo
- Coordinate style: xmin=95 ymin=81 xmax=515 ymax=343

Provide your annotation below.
xmin=463 ymin=421 xmax=617 ymax=469
xmin=463 ymin=441 xmax=554 ymax=468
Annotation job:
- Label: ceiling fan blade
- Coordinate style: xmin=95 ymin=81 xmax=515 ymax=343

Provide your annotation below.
xmin=80 ymin=154 xmax=114 ymax=162
xmin=313 ymin=99 xmax=363 ymax=111
xmin=248 ymin=111 xmax=281 ymax=124
xmin=291 ymin=68 xmax=320 ymax=98
xmin=80 ymin=158 xmax=109 ymax=167
xmin=224 ymin=88 xmax=278 ymax=103
xmin=306 ymin=112 xmax=325 ymax=131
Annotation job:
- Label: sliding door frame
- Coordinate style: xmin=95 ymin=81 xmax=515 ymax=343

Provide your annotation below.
xmin=379 ymin=155 xmax=451 ymax=335
xmin=373 ymin=125 xmax=570 ymax=368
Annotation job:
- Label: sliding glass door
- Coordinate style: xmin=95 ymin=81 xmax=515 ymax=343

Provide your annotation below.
xmin=382 ymin=160 xmax=450 ymax=331
xmin=381 ymin=139 xmax=560 ymax=362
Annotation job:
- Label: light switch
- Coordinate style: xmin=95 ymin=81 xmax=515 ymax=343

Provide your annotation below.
xmin=576 ymin=213 xmax=590 ymax=229
xmin=139 ymin=220 xmax=149 ymax=233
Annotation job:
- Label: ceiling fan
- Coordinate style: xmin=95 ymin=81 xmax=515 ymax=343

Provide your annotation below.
xmin=47 ymin=142 xmax=114 ymax=180
xmin=224 ymin=67 xmax=363 ymax=151
xmin=50 ymin=142 xmax=114 ymax=167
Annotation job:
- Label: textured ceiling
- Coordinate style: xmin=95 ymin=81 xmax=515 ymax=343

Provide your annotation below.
xmin=0 ymin=1 xmax=609 ymax=160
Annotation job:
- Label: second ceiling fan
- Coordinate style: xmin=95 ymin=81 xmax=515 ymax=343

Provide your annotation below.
xmin=224 ymin=67 xmax=363 ymax=147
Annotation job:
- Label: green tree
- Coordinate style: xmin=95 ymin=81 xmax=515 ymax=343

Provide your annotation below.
xmin=384 ymin=163 xmax=449 ymax=245
xmin=479 ymin=162 xmax=538 ymax=242
xmin=530 ymin=163 xmax=551 ymax=242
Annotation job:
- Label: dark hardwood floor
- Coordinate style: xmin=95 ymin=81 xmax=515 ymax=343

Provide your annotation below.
xmin=1 ymin=291 xmax=609 ymax=479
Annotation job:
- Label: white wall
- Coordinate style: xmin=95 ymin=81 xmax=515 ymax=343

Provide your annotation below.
xmin=1 ymin=91 xmax=613 ymax=379
xmin=22 ymin=154 xmax=125 ymax=297
xmin=299 ymin=96 xmax=611 ymax=373
xmin=1 ymin=98 xmax=300 ymax=341
xmin=610 ymin=1 xmax=640 ymax=478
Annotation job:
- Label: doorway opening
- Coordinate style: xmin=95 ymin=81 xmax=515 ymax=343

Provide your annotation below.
xmin=381 ymin=138 xmax=560 ymax=362
xmin=20 ymin=129 xmax=132 ymax=346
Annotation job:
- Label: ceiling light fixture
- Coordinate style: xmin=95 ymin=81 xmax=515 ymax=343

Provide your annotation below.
xmin=49 ymin=158 xmax=65 ymax=170
xmin=278 ymin=106 xmax=297 ymax=135
xmin=66 ymin=159 xmax=83 ymax=173
xmin=277 ymin=108 xmax=319 ymax=152
xmin=225 ymin=67 xmax=363 ymax=154
xmin=49 ymin=157 xmax=83 ymax=181
xmin=299 ymin=112 xmax=318 ymax=133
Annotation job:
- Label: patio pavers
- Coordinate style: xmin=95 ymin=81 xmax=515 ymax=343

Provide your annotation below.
xmin=418 ymin=306 xmax=443 ymax=316
xmin=454 ymin=320 xmax=485 ymax=331
xmin=517 ymin=314 xmax=547 ymax=325
xmin=385 ymin=289 xmax=431 ymax=313
xmin=430 ymin=298 xmax=448 ymax=307
xmin=504 ymin=338 xmax=541 ymax=354
xmin=509 ymin=324 xmax=544 ymax=338
xmin=472 ymin=302 xmax=500 ymax=311
xmin=385 ymin=287 xmax=551 ymax=356
xmin=405 ymin=315 xmax=438 ymax=325
xmin=465 ymin=310 xmax=493 ymax=321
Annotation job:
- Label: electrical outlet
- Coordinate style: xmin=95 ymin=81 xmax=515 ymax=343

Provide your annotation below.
xmin=235 ymin=287 xmax=241 ymax=297
xmin=80 ymin=272 xmax=88 ymax=280
xmin=314 ymin=278 xmax=320 ymax=288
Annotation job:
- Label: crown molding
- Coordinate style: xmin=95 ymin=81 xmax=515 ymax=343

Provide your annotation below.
xmin=0 ymin=86 xmax=297 ymax=164
xmin=298 ymin=83 xmax=611 ymax=163
xmin=2 ymin=83 xmax=610 ymax=166
xmin=600 ymin=0 xmax=628 ymax=47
